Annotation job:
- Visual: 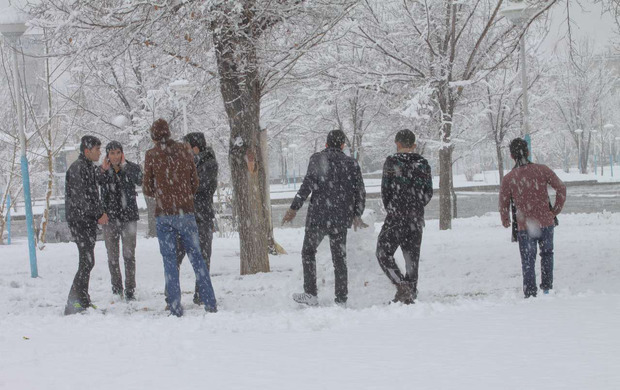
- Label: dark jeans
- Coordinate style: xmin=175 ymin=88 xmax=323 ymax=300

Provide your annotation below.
xmin=517 ymin=226 xmax=554 ymax=297
xmin=66 ymin=221 xmax=98 ymax=307
xmin=103 ymin=220 xmax=137 ymax=295
xmin=301 ymin=227 xmax=348 ymax=303
xmin=169 ymin=218 xmax=213 ymax=303
xmin=376 ymin=217 xmax=423 ymax=295
xmin=156 ymin=214 xmax=217 ymax=316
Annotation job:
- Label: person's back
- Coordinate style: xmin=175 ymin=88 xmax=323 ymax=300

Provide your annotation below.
xmin=143 ymin=139 xmax=197 ymax=217
xmin=500 ymin=163 xmax=566 ymax=231
xmin=294 ymin=147 xmax=365 ymax=231
xmin=142 ymin=119 xmax=216 ymax=317
xmin=499 ymin=138 xmax=566 ymax=298
xmin=284 ymin=130 xmax=366 ymax=307
xmin=382 ymin=152 xmax=433 ymax=224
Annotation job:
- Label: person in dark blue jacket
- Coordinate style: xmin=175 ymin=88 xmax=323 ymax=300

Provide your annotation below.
xmin=99 ymin=141 xmax=143 ymax=301
xmin=282 ymin=130 xmax=366 ymax=306
xmin=376 ymin=129 xmax=433 ymax=304
xmin=64 ymin=135 xmax=109 ymax=315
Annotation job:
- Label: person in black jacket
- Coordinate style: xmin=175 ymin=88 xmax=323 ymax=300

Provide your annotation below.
xmin=99 ymin=141 xmax=143 ymax=301
xmin=64 ymin=135 xmax=109 ymax=315
xmin=376 ymin=129 xmax=433 ymax=304
xmin=173 ymin=132 xmax=218 ymax=305
xmin=282 ymin=130 xmax=366 ymax=307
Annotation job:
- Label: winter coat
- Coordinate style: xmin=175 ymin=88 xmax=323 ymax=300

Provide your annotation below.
xmin=381 ymin=152 xmax=433 ymax=226
xmin=193 ymin=147 xmax=218 ymax=223
xmin=290 ymin=147 xmax=366 ymax=231
xmin=142 ymin=140 xmax=198 ymax=217
xmin=65 ymin=154 xmax=104 ymax=224
xmin=499 ymin=163 xmax=566 ymax=231
xmin=99 ymin=161 xmax=143 ymax=222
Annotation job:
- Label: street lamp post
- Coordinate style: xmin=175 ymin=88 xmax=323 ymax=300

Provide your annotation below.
xmin=501 ymin=1 xmax=539 ymax=158
xmin=169 ymin=80 xmax=196 ymax=135
xmin=591 ymin=129 xmax=599 ymax=175
xmin=0 ymin=11 xmax=38 ymax=277
xmin=575 ymin=129 xmax=583 ymax=173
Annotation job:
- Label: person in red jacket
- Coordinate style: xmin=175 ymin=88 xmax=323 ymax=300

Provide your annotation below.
xmin=499 ymin=138 xmax=567 ymax=298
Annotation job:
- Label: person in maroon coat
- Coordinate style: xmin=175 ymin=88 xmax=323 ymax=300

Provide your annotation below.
xmin=499 ymin=138 xmax=567 ymax=298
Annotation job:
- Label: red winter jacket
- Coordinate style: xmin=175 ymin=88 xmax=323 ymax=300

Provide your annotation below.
xmin=499 ymin=163 xmax=566 ymax=231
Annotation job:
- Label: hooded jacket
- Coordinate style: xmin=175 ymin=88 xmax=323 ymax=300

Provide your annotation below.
xmin=290 ymin=147 xmax=366 ymax=231
xmin=193 ymin=147 xmax=218 ymax=223
xmin=381 ymin=152 xmax=433 ymax=225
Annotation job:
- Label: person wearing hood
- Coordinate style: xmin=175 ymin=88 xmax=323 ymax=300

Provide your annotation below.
xmin=99 ymin=140 xmax=143 ymax=301
xmin=173 ymin=132 xmax=218 ymax=305
xmin=282 ymin=129 xmax=366 ymax=307
xmin=499 ymin=138 xmax=566 ymax=298
xmin=142 ymin=119 xmax=217 ymax=316
xmin=64 ymin=135 xmax=109 ymax=315
xmin=376 ymin=129 xmax=433 ymax=305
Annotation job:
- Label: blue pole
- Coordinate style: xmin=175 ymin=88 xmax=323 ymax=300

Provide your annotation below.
xmin=7 ymin=194 xmax=11 ymax=245
xmin=524 ymin=134 xmax=532 ymax=160
xmin=611 ymin=154 xmax=614 ymax=177
xmin=21 ymin=156 xmax=38 ymax=278
xmin=293 ymin=169 xmax=296 ymax=190
xmin=594 ymin=154 xmax=597 ymax=176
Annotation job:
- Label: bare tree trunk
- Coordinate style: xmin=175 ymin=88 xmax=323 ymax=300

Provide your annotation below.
xmin=496 ymin=143 xmax=504 ymax=182
xmin=215 ymin=32 xmax=270 ymax=275
xmin=439 ymin=144 xmax=453 ymax=230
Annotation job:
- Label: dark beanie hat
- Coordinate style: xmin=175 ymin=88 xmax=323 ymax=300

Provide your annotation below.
xmin=105 ymin=140 xmax=123 ymax=154
xmin=183 ymin=132 xmax=207 ymax=153
xmin=150 ymin=118 xmax=171 ymax=142
xmin=326 ymin=129 xmax=348 ymax=148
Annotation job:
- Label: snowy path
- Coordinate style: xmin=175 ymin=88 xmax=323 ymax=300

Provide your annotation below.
xmin=1 ymin=212 xmax=619 ymax=389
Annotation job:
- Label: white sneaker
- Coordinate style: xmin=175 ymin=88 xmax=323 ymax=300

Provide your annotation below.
xmin=292 ymin=292 xmax=318 ymax=306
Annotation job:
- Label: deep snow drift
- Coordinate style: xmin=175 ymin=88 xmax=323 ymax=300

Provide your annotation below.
xmin=1 ymin=212 xmax=619 ymax=389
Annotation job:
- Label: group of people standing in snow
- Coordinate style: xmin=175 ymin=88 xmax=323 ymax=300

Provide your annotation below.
xmin=64 ymin=119 xmax=219 ymax=316
xmin=62 ymin=118 xmax=566 ymax=317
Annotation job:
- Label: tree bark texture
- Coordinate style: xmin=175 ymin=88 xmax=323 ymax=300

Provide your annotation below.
xmin=214 ymin=30 xmax=270 ymax=275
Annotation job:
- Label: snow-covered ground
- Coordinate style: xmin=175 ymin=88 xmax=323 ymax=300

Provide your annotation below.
xmin=1 ymin=212 xmax=619 ymax=389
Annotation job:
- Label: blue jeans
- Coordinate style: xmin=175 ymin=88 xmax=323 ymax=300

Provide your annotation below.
xmin=517 ymin=226 xmax=554 ymax=298
xmin=156 ymin=214 xmax=217 ymax=316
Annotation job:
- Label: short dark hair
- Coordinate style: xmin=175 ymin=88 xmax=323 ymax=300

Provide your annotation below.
xmin=80 ymin=135 xmax=101 ymax=154
xmin=105 ymin=140 xmax=123 ymax=154
xmin=183 ymin=132 xmax=207 ymax=153
xmin=509 ymin=138 xmax=529 ymax=160
xmin=326 ymin=129 xmax=347 ymax=148
xmin=394 ymin=129 xmax=416 ymax=147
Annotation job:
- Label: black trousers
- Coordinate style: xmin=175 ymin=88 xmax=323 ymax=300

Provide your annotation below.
xmin=376 ymin=217 xmax=423 ymax=294
xmin=67 ymin=221 xmax=98 ymax=307
xmin=301 ymin=227 xmax=348 ymax=303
